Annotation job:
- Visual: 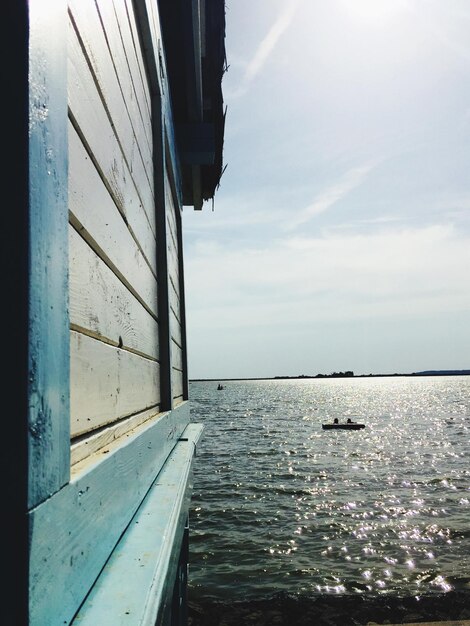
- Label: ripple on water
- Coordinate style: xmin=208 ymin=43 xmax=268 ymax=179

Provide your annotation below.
xmin=188 ymin=377 xmax=470 ymax=600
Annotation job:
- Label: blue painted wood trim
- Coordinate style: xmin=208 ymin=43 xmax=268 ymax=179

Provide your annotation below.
xmin=29 ymin=403 xmax=191 ymax=626
xmin=28 ymin=0 xmax=70 ymax=507
xmin=71 ymin=423 xmax=204 ymax=625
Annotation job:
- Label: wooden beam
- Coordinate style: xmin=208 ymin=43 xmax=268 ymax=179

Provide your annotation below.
xmin=70 ymin=423 xmax=203 ymax=625
xmin=28 ymin=0 xmax=70 ymax=508
xmin=191 ymin=0 xmax=203 ymax=120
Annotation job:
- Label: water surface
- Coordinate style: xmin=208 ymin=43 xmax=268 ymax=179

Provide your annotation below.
xmin=188 ymin=376 xmax=470 ymax=602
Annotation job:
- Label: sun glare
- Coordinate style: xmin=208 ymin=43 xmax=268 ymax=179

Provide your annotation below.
xmin=340 ymin=0 xmax=408 ymax=26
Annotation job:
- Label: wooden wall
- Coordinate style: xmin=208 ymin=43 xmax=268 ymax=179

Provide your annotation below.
xmin=22 ymin=1 xmax=197 ymax=623
xmin=68 ymin=0 xmax=185 ymax=455
xmin=166 ymin=169 xmax=185 ymax=403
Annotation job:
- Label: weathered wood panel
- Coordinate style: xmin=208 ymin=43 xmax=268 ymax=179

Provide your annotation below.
xmin=166 ymin=172 xmax=180 ymax=290
xmin=163 ymin=156 xmax=186 ymax=403
xmin=98 ymin=0 xmax=152 ymax=146
xmin=169 ymin=276 xmax=181 ymax=316
xmin=69 ymin=122 xmax=159 ymax=317
xmin=122 ymin=0 xmax=152 ymax=119
xmin=165 ymin=169 xmax=183 ymax=364
xmin=28 ymin=0 xmax=70 ymax=508
xmin=30 ymin=403 xmax=191 ymax=626
xmin=168 ymin=250 xmax=181 ymax=326
xmin=170 ymin=305 xmax=183 ymax=348
xmin=166 ymin=201 xmax=179 ymax=274
xmin=172 ymin=368 xmax=184 ymax=401
xmin=71 ymin=406 xmax=160 ymax=466
xmin=68 ymin=20 xmax=157 ymax=256
xmin=70 ymin=331 xmax=160 ymax=438
xmin=170 ymin=340 xmax=184 ymax=372
xmin=68 ymin=0 xmax=155 ymax=227
xmin=69 ymin=226 xmax=159 ymax=360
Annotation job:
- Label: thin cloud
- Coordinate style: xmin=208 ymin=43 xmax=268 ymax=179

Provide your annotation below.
xmin=185 ymin=224 xmax=470 ymax=329
xmin=403 ymin=1 xmax=470 ymax=64
xmin=232 ymin=1 xmax=299 ymax=97
xmin=288 ymin=162 xmax=376 ymax=229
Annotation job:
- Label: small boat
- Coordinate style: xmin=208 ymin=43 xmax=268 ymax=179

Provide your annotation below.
xmin=217 ymin=383 xmax=225 ymax=390
xmin=322 ymin=419 xmax=365 ymax=430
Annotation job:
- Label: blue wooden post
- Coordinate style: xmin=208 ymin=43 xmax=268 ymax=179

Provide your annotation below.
xmin=4 ymin=1 xmax=69 ymax=622
xmin=27 ymin=0 xmax=70 ymax=507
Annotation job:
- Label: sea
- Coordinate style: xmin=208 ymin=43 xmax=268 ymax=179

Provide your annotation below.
xmin=186 ymin=376 xmax=470 ymax=623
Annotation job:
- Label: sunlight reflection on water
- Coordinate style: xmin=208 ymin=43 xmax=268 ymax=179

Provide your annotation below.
xmin=188 ymin=376 xmax=470 ymax=600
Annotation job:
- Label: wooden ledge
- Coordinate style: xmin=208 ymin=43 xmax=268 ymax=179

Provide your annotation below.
xmin=71 ymin=423 xmax=203 ymax=625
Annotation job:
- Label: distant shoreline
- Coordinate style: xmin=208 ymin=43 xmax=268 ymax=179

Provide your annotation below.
xmin=190 ymin=370 xmax=470 ymax=382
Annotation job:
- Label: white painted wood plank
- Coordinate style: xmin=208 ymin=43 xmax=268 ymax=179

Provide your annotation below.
xmin=165 ymin=172 xmax=181 ymax=328
xmin=30 ymin=403 xmax=191 ymax=626
xmin=169 ymin=277 xmax=182 ymax=331
xmin=71 ymin=406 xmax=160 ymax=466
xmin=68 ymin=0 xmax=155 ymax=225
xmin=165 ymin=171 xmax=180 ymax=267
xmin=170 ymin=304 xmax=183 ymax=347
xmin=172 ymin=370 xmax=184 ymax=401
xmin=170 ymin=340 xmax=183 ymax=372
xmin=68 ymin=22 xmax=157 ymax=255
xmin=69 ymin=122 xmax=159 ymax=318
xmin=95 ymin=0 xmax=153 ymax=157
xmin=166 ymin=193 xmax=179 ymax=245
xmin=69 ymin=226 xmax=159 ymax=360
xmin=122 ymin=0 xmax=152 ymax=118
xmin=169 ymin=266 xmax=181 ymax=310
xmin=167 ymin=230 xmax=180 ymax=286
xmin=70 ymin=330 xmax=160 ymax=438
xmin=108 ymin=0 xmax=152 ymax=141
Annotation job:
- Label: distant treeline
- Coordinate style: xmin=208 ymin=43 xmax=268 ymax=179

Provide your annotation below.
xmin=274 ymin=371 xmax=354 ymax=379
xmin=190 ymin=370 xmax=470 ymax=383
xmin=273 ymin=370 xmax=470 ymax=380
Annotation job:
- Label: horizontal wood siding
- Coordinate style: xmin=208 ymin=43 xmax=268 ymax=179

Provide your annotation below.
xmin=69 ymin=227 xmax=159 ymax=359
xmin=68 ymin=27 xmax=157 ymax=277
xmin=69 ymin=123 xmax=158 ymax=316
xmin=70 ymin=331 xmax=159 ymax=437
xmin=165 ymin=171 xmax=184 ymax=402
xmin=69 ymin=0 xmax=155 ymax=233
xmin=68 ymin=0 xmax=161 ymax=447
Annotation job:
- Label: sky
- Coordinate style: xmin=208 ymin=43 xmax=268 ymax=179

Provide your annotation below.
xmin=182 ymin=0 xmax=470 ymax=380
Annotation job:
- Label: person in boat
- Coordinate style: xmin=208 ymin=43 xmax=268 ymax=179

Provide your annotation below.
xmin=333 ymin=418 xmax=339 ymax=424
xmin=347 ymin=418 xmax=352 ymax=423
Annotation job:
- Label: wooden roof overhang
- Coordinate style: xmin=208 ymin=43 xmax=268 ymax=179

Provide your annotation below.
xmin=158 ymin=0 xmax=226 ymax=209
